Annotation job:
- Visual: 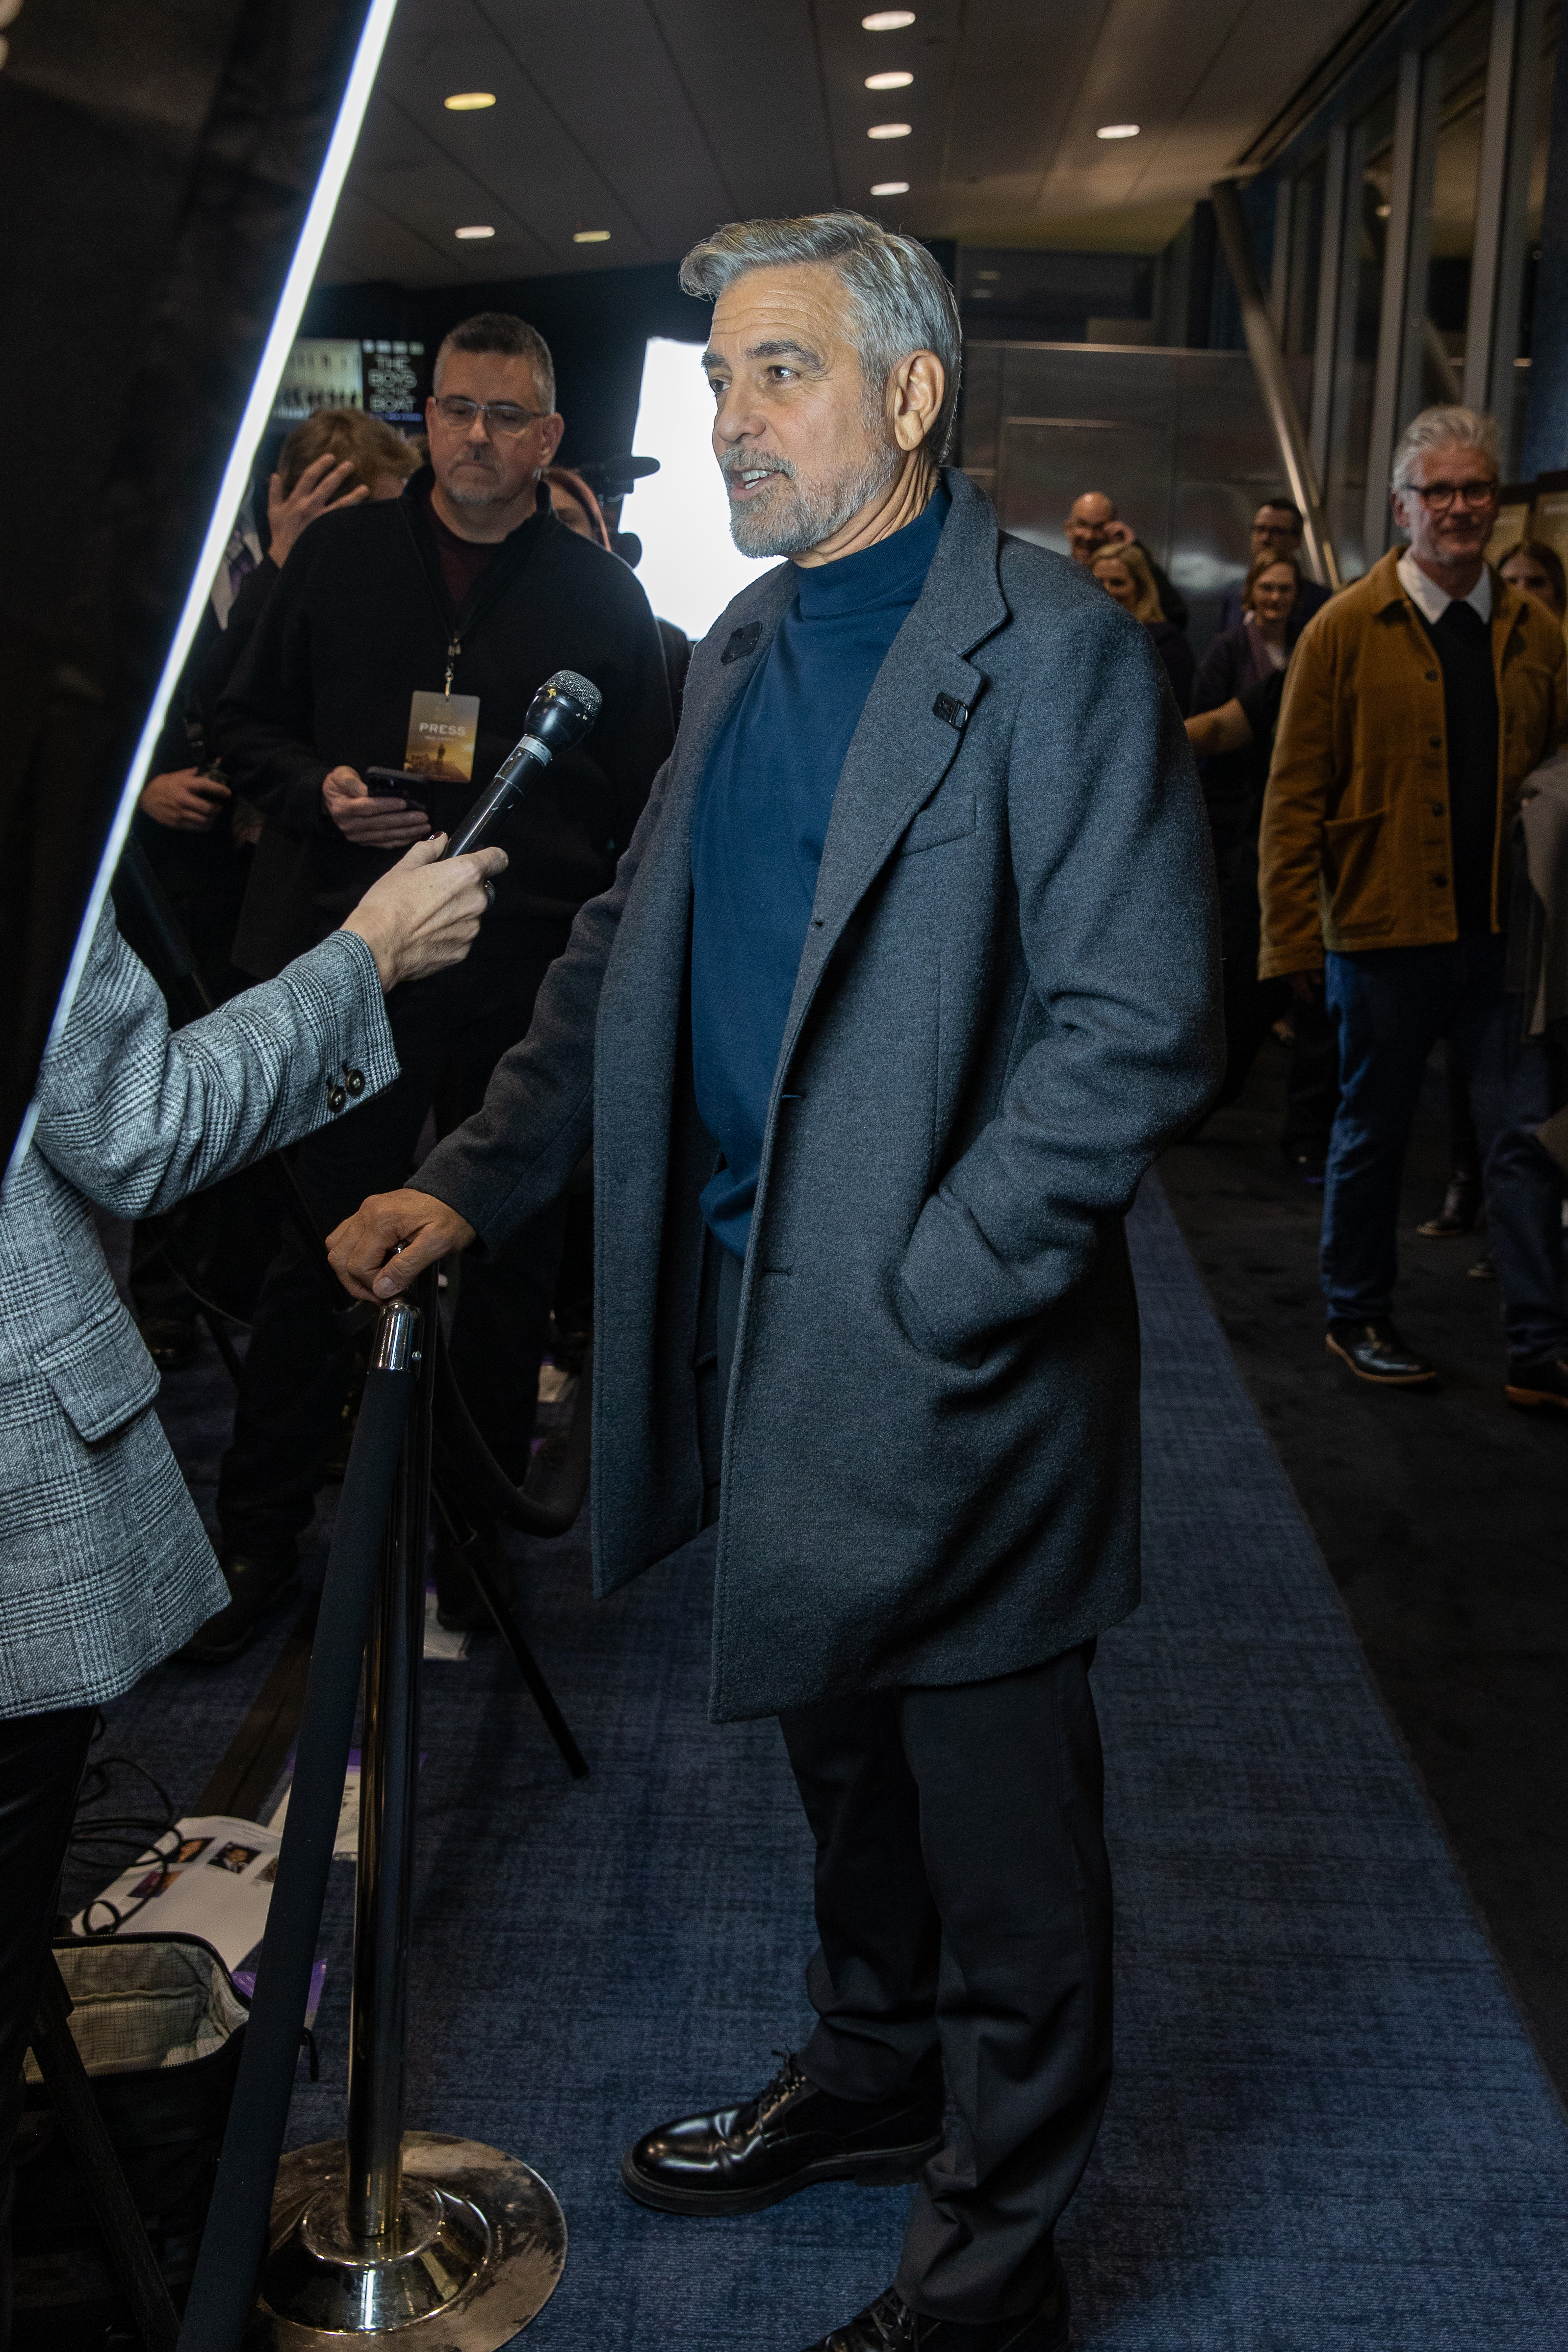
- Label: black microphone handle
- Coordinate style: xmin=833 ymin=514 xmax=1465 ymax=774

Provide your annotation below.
xmin=442 ymin=744 xmax=547 ymax=859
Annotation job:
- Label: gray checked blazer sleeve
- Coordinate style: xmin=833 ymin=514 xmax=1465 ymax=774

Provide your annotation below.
xmin=0 ymin=905 xmax=399 ymax=1720
xmin=28 ymin=903 xmax=398 ymax=1218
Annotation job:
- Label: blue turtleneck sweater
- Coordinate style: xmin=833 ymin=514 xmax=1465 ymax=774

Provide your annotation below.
xmin=690 ymin=486 xmax=950 ymax=1258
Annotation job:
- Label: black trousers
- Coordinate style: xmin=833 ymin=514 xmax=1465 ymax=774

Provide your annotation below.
xmin=218 ymin=950 xmax=567 ymax=1551
xmin=700 ymin=1239 xmax=1113 ymax=2324
xmin=0 ymin=1705 xmax=96 ymax=2352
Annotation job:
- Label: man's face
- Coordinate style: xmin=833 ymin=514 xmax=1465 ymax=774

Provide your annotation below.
xmin=1066 ymin=494 xmax=1116 ymax=565
xmin=703 ymin=263 xmax=905 ymax=559
xmin=1390 ymin=441 xmax=1499 ymax=571
xmin=1252 ymin=506 xmax=1302 ymax=561
xmin=425 ymin=351 xmax=562 ymax=512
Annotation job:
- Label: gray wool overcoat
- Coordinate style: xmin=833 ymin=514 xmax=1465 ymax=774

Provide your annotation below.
xmin=413 ymin=467 xmax=1223 ymax=1721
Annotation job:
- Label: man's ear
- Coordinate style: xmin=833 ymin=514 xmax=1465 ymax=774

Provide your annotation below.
xmin=889 ymin=351 xmax=944 ymax=454
xmin=541 ymin=414 xmax=566 ymax=465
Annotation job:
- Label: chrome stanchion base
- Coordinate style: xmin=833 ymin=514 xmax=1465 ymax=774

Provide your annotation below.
xmin=248 ymin=2132 xmax=566 ymax=2346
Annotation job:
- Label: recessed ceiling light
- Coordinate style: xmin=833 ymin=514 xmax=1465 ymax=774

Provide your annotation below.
xmin=863 ymin=9 xmax=915 ymax=26
xmin=976 ymin=268 xmax=1000 ymax=279
xmin=1096 ymin=123 xmax=1140 ymax=140
xmin=866 ymin=70 xmax=913 ymax=89
xmin=868 ymin=121 xmax=911 ymax=139
xmin=573 ymin=228 xmax=611 ymax=243
xmin=443 ymin=91 xmax=496 ymax=110
xmin=970 ymin=288 xmax=993 ymax=298
xmin=871 ymin=181 xmax=910 ymax=196
xmin=455 ymin=224 xmax=495 ymax=239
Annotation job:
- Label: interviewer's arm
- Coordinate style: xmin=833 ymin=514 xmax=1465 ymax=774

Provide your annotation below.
xmin=29 ymin=841 xmax=503 ymax=1219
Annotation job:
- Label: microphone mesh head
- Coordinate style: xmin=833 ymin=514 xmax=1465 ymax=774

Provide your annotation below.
xmin=547 ymin=669 xmax=602 ymax=721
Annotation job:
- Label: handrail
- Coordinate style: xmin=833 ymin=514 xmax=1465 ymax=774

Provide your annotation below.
xmin=1210 ymin=177 xmax=1342 ymax=591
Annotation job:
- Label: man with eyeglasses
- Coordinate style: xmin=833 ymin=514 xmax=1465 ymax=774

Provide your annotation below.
xmin=198 ymin=312 xmax=673 ymax=1654
xmin=1216 ymin=495 xmax=1333 ymax=642
xmin=1260 ymin=404 xmax=1567 ymax=1390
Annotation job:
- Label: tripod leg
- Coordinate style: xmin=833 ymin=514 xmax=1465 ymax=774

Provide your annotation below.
xmin=432 ymin=1485 xmax=589 ymax=1780
xmin=29 ymin=1957 xmax=180 ymax=2352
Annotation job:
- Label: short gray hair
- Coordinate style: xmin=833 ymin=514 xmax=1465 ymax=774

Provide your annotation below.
xmin=679 ymin=211 xmax=962 ymax=461
xmin=434 ymin=311 xmax=556 ymax=412
xmin=1390 ymin=404 xmax=1500 ymax=491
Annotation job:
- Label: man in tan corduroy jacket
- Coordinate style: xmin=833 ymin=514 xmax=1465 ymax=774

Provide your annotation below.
xmin=1259 ymin=404 xmax=1566 ymax=1388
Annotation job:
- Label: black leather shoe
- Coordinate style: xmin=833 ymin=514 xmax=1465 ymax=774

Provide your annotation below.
xmin=1505 ymin=1356 xmax=1568 ymax=1413
xmin=621 ymin=2051 xmax=943 ymax=2216
xmin=176 ymin=1547 xmax=301 ymax=1665
xmin=1326 ymin=1318 xmax=1436 ymax=1387
xmin=801 ymin=2271 xmax=1070 ymax=2352
xmin=1416 ymin=1170 xmax=1483 ymax=1238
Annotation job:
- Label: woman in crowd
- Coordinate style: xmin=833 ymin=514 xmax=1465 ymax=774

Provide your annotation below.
xmin=1193 ymin=551 xmax=1299 ymax=712
xmin=1090 ymin=542 xmax=1195 ymax=711
xmin=1498 ymin=537 xmax=1568 ymax=621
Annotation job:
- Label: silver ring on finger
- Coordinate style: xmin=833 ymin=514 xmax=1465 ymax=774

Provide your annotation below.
xmin=483 ymin=880 xmax=495 ymax=908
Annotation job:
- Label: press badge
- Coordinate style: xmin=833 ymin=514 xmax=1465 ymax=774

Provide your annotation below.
xmin=404 ymin=690 xmax=480 ymax=784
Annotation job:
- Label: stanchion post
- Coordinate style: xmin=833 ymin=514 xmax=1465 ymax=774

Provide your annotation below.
xmin=251 ymin=1272 xmax=567 ymax=2348
xmin=345 ymin=1275 xmax=433 ymax=2246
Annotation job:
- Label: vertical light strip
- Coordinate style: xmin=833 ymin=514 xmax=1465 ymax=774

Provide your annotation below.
xmin=10 ymin=0 xmax=399 ymax=1179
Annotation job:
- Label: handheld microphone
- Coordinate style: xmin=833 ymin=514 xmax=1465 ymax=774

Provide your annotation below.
xmin=442 ymin=669 xmax=603 ymax=861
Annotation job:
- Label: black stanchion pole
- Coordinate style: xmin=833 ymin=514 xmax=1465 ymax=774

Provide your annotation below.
xmin=177 ymin=1294 xmax=420 ymax=2352
xmin=243 ymin=1268 xmax=567 ymax=2348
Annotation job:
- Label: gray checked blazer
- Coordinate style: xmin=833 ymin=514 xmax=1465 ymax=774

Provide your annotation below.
xmin=0 ymin=905 xmax=399 ymax=1721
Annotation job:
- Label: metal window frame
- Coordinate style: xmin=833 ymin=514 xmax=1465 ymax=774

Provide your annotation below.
xmin=1465 ymin=0 xmax=1546 ymax=432
xmin=1363 ymin=47 xmax=1433 ymax=560
xmin=1268 ymin=0 xmax=1546 ymax=569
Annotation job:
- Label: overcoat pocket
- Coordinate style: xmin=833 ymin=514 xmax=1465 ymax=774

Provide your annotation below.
xmin=901 ymin=793 xmax=976 ymax=855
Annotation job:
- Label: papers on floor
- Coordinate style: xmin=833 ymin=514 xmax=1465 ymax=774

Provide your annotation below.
xmin=72 ymin=1814 xmax=280 ymax=1971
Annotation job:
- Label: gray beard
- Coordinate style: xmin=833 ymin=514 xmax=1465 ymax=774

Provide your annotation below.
xmin=443 ymin=467 xmax=507 ymax=507
xmin=725 ymin=437 xmax=903 ymax=559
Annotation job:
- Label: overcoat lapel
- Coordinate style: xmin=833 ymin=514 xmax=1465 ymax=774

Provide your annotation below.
xmin=777 ymin=468 xmax=1010 ymax=1073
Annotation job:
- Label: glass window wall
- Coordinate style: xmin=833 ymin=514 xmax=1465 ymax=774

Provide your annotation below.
xmin=1327 ymin=87 xmax=1397 ymax=577
xmin=1419 ymin=3 xmax=1492 ymax=403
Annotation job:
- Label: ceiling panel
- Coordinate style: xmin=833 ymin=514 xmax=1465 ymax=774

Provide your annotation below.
xmin=316 ymin=0 xmax=1385 ymax=288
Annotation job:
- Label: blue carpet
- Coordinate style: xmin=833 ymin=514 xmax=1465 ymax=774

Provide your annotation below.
xmin=95 ymin=1176 xmax=1568 ymax=2347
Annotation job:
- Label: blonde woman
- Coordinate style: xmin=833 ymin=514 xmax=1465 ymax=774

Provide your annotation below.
xmin=1091 ymin=542 xmax=1195 ymax=710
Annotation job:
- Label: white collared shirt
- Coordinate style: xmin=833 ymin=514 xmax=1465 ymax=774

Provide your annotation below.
xmin=1396 ymin=548 xmax=1491 ymax=628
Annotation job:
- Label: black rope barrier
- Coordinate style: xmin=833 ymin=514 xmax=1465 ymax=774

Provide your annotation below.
xmin=175 ymin=1306 xmax=420 ymax=2352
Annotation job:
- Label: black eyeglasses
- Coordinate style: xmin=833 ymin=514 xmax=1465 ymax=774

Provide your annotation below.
xmin=1408 ymin=478 xmax=1498 ymax=511
xmin=433 ymin=395 xmax=544 ymax=438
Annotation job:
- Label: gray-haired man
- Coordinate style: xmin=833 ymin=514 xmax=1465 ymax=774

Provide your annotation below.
xmin=330 ymin=213 xmax=1221 ymax=2351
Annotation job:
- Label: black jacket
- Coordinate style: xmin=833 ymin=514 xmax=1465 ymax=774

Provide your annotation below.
xmin=214 ymin=473 xmax=673 ymax=974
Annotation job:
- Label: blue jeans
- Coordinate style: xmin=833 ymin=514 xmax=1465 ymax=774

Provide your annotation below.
xmin=1321 ymin=938 xmax=1511 ymax=1324
xmin=1322 ymin=938 xmax=1567 ymax=1354
xmin=1484 ymin=1028 xmax=1568 ymax=1363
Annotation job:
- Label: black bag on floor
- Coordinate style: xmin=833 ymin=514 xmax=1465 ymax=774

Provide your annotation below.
xmin=13 ymin=1935 xmax=248 ymax=2350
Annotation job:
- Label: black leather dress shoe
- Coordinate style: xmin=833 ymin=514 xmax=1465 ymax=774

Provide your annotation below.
xmin=621 ymin=2051 xmax=943 ymax=2216
xmin=176 ymin=1548 xmax=301 ymax=1665
xmin=801 ymin=2271 xmax=1070 ymax=2352
xmin=1325 ymin=1318 xmax=1436 ymax=1387
xmin=1505 ymin=1356 xmax=1568 ymax=1413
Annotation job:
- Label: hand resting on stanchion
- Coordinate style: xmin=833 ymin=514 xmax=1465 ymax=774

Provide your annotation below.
xmin=327 ymin=1189 xmax=477 ymax=1301
xmin=337 ymin=835 xmax=509 ymax=991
